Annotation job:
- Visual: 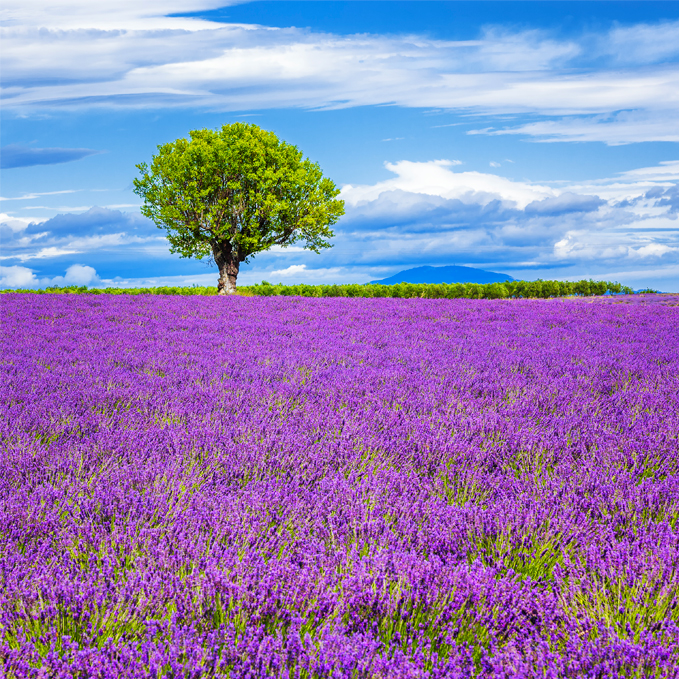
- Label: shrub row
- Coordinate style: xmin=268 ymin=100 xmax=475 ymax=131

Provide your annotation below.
xmin=2 ymin=279 xmax=638 ymax=299
xmin=246 ymin=279 xmax=634 ymax=299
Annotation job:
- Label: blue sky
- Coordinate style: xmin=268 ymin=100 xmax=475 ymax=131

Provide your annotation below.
xmin=2 ymin=1 xmax=679 ymax=290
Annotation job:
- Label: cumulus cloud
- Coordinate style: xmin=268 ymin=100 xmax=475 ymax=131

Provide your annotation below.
xmin=0 ymin=212 xmax=46 ymax=232
xmin=1 ymin=2 xmax=678 ymax=143
xmin=0 ymin=263 xmax=100 ymax=288
xmin=270 ymin=264 xmax=307 ymax=277
xmin=50 ymin=263 xmax=100 ymax=285
xmin=632 ymin=243 xmax=677 ymax=258
xmin=3 ymin=158 xmax=678 ymax=290
xmin=341 ymin=159 xmax=555 ymax=210
xmin=0 ymin=144 xmax=101 ymax=169
xmin=321 ymin=159 xmax=679 ymax=281
xmin=0 ymin=265 xmax=39 ymax=288
xmin=0 ymin=206 xmax=164 ymax=265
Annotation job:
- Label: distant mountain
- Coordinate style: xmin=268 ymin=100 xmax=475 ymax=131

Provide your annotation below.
xmin=370 ymin=265 xmax=514 ymax=286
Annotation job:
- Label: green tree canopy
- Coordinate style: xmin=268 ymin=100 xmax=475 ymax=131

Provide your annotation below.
xmin=133 ymin=123 xmax=345 ymax=294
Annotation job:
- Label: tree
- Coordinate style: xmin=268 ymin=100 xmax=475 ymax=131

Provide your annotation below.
xmin=133 ymin=123 xmax=345 ymax=295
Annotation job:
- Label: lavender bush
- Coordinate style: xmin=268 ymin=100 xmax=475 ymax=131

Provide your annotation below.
xmin=1 ymin=294 xmax=678 ymax=678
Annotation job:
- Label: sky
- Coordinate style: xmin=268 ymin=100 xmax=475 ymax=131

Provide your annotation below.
xmin=2 ymin=0 xmax=679 ymax=291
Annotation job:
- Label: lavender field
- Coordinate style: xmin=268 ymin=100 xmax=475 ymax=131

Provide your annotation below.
xmin=1 ymin=293 xmax=679 ymax=678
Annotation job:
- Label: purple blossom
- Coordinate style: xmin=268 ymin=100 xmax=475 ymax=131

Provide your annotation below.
xmin=1 ymin=293 xmax=678 ymax=677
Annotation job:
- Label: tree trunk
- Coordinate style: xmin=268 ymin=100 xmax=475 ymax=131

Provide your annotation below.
xmin=212 ymin=243 xmax=240 ymax=295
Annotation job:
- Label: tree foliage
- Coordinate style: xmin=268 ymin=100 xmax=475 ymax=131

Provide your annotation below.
xmin=133 ymin=123 xmax=344 ymax=293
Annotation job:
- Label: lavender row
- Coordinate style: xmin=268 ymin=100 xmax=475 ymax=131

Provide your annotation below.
xmin=1 ymin=294 xmax=678 ymax=677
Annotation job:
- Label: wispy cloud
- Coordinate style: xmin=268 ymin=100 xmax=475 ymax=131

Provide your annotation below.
xmin=468 ymin=110 xmax=679 ymax=145
xmin=0 ymin=144 xmax=102 ymax=168
xmin=0 ymin=189 xmax=80 ymax=201
xmin=2 ymin=2 xmax=678 ymax=144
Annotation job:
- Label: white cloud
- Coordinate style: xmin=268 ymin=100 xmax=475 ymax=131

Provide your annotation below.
xmin=561 ymin=160 xmax=679 ymax=207
xmin=618 ymin=160 xmax=679 ymax=181
xmin=0 ymin=263 xmax=100 ymax=288
xmin=604 ymin=21 xmax=679 ymax=65
xmin=341 ymin=159 xmax=555 ymax=210
xmin=0 ymin=212 xmax=47 ymax=232
xmin=0 ymin=189 xmax=80 ymax=202
xmin=13 ymin=246 xmax=79 ymax=261
xmin=469 ymin=110 xmax=679 ymax=145
xmin=1 ymin=2 xmax=678 ymax=143
xmin=3 ymin=158 xmax=679 ymax=292
xmin=1 ymin=0 xmax=235 ymax=31
xmin=631 ymin=243 xmax=676 ymax=258
xmin=49 ymin=263 xmax=100 ymax=286
xmin=324 ymin=158 xmax=679 ymax=289
xmin=552 ymin=230 xmax=679 ymax=263
xmin=12 ymin=235 xmax=149 ymax=262
xmin=268 ymin=245 xmax=306 ymax=253
xmin=0 ymin=265 xmax=39 ymax=288
xmin=270 ymin=264 xmax=307 ymax=277
xmin=1 ymin=207 xmax=165 ymax=264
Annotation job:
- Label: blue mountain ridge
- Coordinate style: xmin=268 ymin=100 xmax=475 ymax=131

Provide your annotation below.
xmin=370 ymin=265 xmax=515 ymax=285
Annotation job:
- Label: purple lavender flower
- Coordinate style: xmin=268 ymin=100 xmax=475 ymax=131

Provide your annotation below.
xmin=1 ymin=294 xmax=677 ymax=677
